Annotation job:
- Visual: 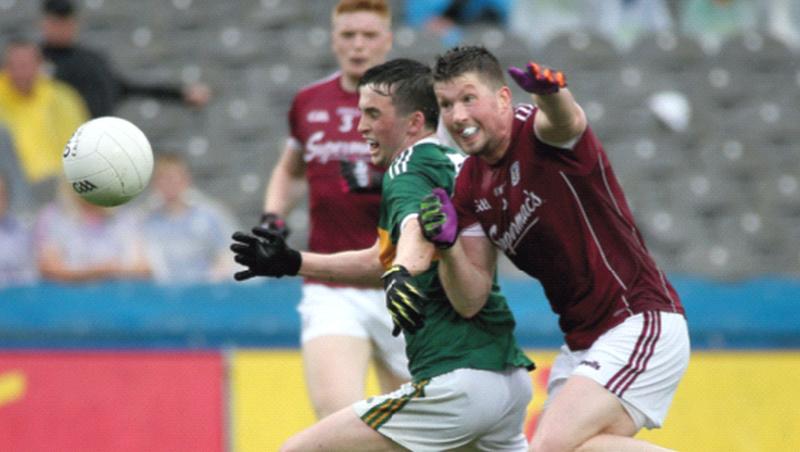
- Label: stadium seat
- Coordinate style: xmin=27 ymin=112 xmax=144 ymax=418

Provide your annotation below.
xmin=670 ymin=170 xmax=748 ymax=217
xmin=461 ymin=26 xmax=532 ymax=66
xmin=717 ymin=31 xmax=795 ymax=73
xmin=626 ymin=31 xmax=708 ymax=74
xmin=540 ymin=31 xmax=621 ymax=73
xmin=696 ymin=136 xmax=775 ymax=184
xmin=608 ymin=135 xmax=688 ymax=182
xmin=203 ymin=26 xmax=271 ymax=67
xmin=635 ymin=203 xmax=705 ymax=258
xmin=245 ymin=0 xmax=309 ymax=30
xmin=677 ymin=234 xmax=762 ymax=280
xmin=755 ymin=172 xmax=800 ymax=216
xmin=392 ymin=26 xmax=448 ymax=65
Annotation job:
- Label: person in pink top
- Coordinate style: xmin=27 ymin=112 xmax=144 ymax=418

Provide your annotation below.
xmin=419 ymin=46 xmax=690 ymax=451
xmin=257 ymin=0 xmax=409 ymax=419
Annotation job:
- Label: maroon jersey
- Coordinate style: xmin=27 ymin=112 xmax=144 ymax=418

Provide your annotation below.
xmin=453 ymin=105 xmax=684 ymax=350
xmin=288 ymin=73 xmax=383 ymax=283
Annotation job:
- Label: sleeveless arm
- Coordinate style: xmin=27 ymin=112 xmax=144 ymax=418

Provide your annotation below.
xmin=532 ymin=88 xmax=587 ymax=147
xmin=437 ymin=234 xmax=497 ymax=318
xmin=298 ymin=239 xmax=384 ymax=285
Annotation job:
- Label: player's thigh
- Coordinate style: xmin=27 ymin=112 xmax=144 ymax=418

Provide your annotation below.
xmin=533 ymin=375 xmax=636 ymax=451
xmin=302 ymin=335 xmax=372 ymax=415
xmin=280 ymin=405 xmax=408 ymax=452
xmin=372 ymin=355 xmax=409 ymax=394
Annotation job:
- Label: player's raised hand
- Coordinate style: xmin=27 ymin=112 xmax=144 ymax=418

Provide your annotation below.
xmin=419 ymin=188 xmax=458 ymax=249
xmin=381 ymin=265 xmax=426 ymax=337
xmin=230 ymin=226 xmax=301 ymax=281
xmin=508 ymin=61 xmax=567 ymax=95
xmin=259 ymin=212 xmax=289 ymax=239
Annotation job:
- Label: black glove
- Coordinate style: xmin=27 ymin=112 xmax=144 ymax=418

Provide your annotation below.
xmin=259 ymin=212 xmax=289 ymax=239
xmin=230 ymin=226 xmax=301 ymax=281
xmin=340 ymin=160 xmax=383 ymax=194
xmin=381 ymin=265 xmax=425 ymax=337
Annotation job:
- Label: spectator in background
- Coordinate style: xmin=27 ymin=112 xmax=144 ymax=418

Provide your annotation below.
xmin=39 ymin=0 xmax=211 ymax=118
xmin=140 ymin=153 xmax=238 ymax=284
xmin=680 ymin=0 xmax=800 ymax=50
xmin=0 ymin=125 xmax=34 ymax=214
xmin=679 ymin=0 xmax=759 ymax=50
xmin=406 ymin=0 xmax=512 ymax=46
xmin=34 ymin=182 xmax=150 ymax=282
xmin=0 ymin=173 xmax=38 ymax=288
xmin=510 ymin=0 xmax=674 ymax=50
xmin=0 ymin=36 xmax=88 ymax=199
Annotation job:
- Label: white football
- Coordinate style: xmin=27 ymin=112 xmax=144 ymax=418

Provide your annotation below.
xmin=62 ymin=116 xmax=154 ymax=207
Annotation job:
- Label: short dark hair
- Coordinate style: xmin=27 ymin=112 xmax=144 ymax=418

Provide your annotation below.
xmin=359 ymin=58 xmax=439 ymax=130
xmin=42 ymin=0 xmax=76 ymax=17
xmin=433 ymin=45 xmax=506 ymax=90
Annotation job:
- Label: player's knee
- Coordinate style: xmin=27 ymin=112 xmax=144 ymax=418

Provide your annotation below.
xmin=311 ymin=395 xmax=346 ymax=419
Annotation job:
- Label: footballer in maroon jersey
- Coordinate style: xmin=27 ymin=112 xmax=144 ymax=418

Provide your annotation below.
xmin=424 ymin=46 xmax=689 ymax=451
xmin=453 ymin=104 xmax=683 ymax=351
xmin=256 ymin=0 xmax=410 ymax=421
xmin=285 ymin=74 xmax=384 ymax=258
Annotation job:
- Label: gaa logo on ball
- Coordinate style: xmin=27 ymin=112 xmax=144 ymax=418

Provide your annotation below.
xmin=62 ymin=116 xmax=154 ymax=207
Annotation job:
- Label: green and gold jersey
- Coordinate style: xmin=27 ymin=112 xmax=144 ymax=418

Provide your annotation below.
xmin=378 ymin=137 xmax=534 ymax=381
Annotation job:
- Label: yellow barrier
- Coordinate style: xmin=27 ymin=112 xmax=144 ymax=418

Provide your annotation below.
xmin=230 ymin=350 xmax=800 ymax=452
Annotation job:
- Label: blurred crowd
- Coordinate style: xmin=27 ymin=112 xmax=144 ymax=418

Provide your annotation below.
xmin=1 ymin=0 xmax=799 ymax=288
xmin=410 ymin=0 xmax=800 ymax=51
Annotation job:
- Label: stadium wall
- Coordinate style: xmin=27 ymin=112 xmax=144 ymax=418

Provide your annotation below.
xmin=1 ymin=278 xmax=799 ymax=451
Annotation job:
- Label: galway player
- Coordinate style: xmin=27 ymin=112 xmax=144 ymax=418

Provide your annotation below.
xmin=420 ymin=46 xmax=690 ymax=451
xmin=233 ymin=58 xmax=533 ymax=451
xmin=257 ymin=0 xmax=408 ymax=419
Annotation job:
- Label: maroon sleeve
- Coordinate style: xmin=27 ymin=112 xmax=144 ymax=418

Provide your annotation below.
xmin=287 ymin=93 xmax=302 ymax=144
xmin=453 ymin=158 xmax=479 ymax=232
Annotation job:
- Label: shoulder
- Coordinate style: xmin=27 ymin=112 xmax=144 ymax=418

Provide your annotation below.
xmin=294 ymin=72 xmax=342 ymax=100
xmin=386 ymin=140 xmax=455 ymax=179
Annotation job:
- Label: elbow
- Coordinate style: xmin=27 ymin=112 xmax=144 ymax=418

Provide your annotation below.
xmin=453 ymin=298 xmax=487 ymax=319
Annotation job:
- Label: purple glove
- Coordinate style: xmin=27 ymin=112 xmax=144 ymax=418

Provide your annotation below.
xmin=418 ymin=188 xmax=458 ymax=249
xmin=508 ymin=61 xmax=567 ymax=95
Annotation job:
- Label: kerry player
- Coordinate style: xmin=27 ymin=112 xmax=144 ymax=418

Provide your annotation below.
xmin=420 ymin=46 xmax=690 ymax=452
xmin=257 ymin=0 xmax=408 ymax=419
xmin=233 ymin=58 xmax=534 ymax=451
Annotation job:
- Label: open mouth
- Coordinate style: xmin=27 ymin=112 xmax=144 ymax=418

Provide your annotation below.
xmin=460 ymin=126 xmax=478 ymax=139
xmin=350 ymin=57 xmax=367 ymax=67
xmin=366 ymin=138 xmax=380 ymax=153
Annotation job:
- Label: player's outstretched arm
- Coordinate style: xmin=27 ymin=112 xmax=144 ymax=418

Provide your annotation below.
xmin=230 ymin=227 xmax=301 ymax=280
xmin=298 ymin=239 xmax=384 ymax=286
xmin=508 ymin=61 xmax=587 ymax=147
xmin=231 ymin=227 xmax=384 ymax=286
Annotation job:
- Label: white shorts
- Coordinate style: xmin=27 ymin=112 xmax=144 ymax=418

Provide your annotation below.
xmin=353 ymin=367 xmax=532 ymax=451
xmin=547 ymin=311 xmax=690 ymax=430
xmin=297 ymin=283 xmax=409 ymax=379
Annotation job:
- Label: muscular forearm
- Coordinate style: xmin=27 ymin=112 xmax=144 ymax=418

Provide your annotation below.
xmin=393 ymin=219 xmax=435 ymax=276
xmin=533 ymin=88 xmax=584 ymax=129
xmin=438 ymin=240 xmax=493 ymax=318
